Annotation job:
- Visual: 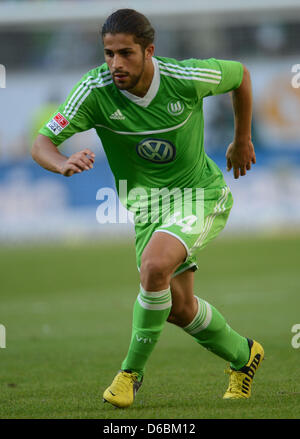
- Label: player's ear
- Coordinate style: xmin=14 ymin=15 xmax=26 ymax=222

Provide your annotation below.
xmin=145 ymin=44 xmax=155 ymax=59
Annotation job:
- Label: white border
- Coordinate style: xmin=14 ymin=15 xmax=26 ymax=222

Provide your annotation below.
xmin=120 ymin=58 xmax=160 ymax=108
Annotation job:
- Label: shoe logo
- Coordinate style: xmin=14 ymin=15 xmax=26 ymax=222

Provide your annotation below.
xmin=109 ymin=109 xmax=125 ymax=120
xmin=109 ymin=390 xmax=116 ymax=396
xmin=167 ymin=100 xmax=184 ymax=116
xmin=246 ymin=354 xmax=261 ymax=379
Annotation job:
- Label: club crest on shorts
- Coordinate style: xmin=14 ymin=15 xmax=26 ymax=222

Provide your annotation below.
xmin=167 ymin=100 xmax=184 ymax=116
xmin=136 ymin=138 xmax=176 ymax=163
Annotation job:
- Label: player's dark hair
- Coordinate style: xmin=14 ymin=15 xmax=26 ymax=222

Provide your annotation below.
xmin=101 ymin=9 xmax=155 ymax=50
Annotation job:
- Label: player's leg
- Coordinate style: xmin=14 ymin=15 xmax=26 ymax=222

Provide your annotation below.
xmin=167 ymin=269 xmax=198 ymax=327
xmin=169 ymin=269 xmax=251 ymax=370
xmin=120 ymin=231 xmax=186 ymax=374
xmin=103 ymin=231 xmax=187 ymax=408
xmin=169 ymin=263 xmax=264 ymax=399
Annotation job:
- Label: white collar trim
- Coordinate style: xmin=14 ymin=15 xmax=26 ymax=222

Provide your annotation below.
xmin=120 ymin=57 xmax=160 ymax=108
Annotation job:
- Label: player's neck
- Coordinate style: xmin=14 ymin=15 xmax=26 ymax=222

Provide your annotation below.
xmin=127 ymin=58 xmax=154 ymax=98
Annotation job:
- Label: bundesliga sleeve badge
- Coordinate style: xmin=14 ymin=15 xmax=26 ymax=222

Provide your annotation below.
xmin=47 ymin=112 xmax=70 ymax=135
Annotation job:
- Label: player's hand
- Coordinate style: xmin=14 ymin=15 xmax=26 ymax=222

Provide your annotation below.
xmin=60 ymin=149 xmax=96 ymax=177
xmin=226 ymin=139 xmax=256 ymax=179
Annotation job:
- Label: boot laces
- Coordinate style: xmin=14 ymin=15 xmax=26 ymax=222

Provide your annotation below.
xmin=112 ymin=371 xmax=139 ymax=393
xmin=225 ymin=368 xmax=248 ymax=393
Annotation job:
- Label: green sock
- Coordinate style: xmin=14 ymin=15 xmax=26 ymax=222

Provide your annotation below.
xmin=121 ymin=285 xmax=172 ymax=379
xmin=183 ymin=296 xmax=250 ymax=370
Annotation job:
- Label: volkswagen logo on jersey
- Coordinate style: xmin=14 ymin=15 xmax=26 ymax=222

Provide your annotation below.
xmin=167 ymin=100 xmax=184 ymax=116
xmin=136 ymin=138 xmax=176 ymax=164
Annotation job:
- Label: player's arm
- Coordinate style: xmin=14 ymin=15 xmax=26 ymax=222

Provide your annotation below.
xmin=190 ymin=58 xmax=255 ymax=179
xmin=226 ymin=65 xmax=256 ymax=179
xmin=32 ymin=134 xmax=95 ymax=177
xmin=32 ymin=69 xmax=99 ymax=176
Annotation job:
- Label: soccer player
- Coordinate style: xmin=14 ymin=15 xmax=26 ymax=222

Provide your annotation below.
xmin=31 ymin=9 xmax=264 ymax=408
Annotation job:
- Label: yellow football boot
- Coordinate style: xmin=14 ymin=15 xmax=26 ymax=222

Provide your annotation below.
xmin=223 ymin=339 xmax=264 ymax=399
xmin=103 ymin=370 xmax=143 ymax=408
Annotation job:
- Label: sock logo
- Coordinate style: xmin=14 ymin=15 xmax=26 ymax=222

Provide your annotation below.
xmin=136 ymin=334 xmax=153 ymax=344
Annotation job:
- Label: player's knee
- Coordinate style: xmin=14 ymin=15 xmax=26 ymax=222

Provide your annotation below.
xmin=140 ymin=257 xmax=172 ymax=290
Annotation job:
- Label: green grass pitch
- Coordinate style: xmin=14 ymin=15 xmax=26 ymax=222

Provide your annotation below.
xmin=0 ymin=233 xmax=299 ymax=419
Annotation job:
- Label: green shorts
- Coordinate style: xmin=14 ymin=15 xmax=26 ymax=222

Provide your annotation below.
xmin=134 ymin=185 xmax=233 ymax=277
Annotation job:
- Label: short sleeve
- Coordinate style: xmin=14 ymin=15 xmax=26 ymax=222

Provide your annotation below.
xmin=182 ymin=58 xmax=244 ymax=99
xmin=39 ymin=73 xmax=96 ymax=146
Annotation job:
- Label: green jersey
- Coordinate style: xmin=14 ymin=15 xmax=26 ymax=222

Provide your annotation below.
xmin=39 ymin=56 xmax=243 ymax=211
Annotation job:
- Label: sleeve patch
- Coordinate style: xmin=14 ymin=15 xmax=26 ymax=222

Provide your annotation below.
xmin=46 ymin=112 xmax=70 ymax=135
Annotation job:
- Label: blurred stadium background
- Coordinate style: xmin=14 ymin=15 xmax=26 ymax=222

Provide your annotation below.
xmin=1 ymin=0 xmax=300 ymax=242
xmin=0 ymin=0 xmax=300 ymax=420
